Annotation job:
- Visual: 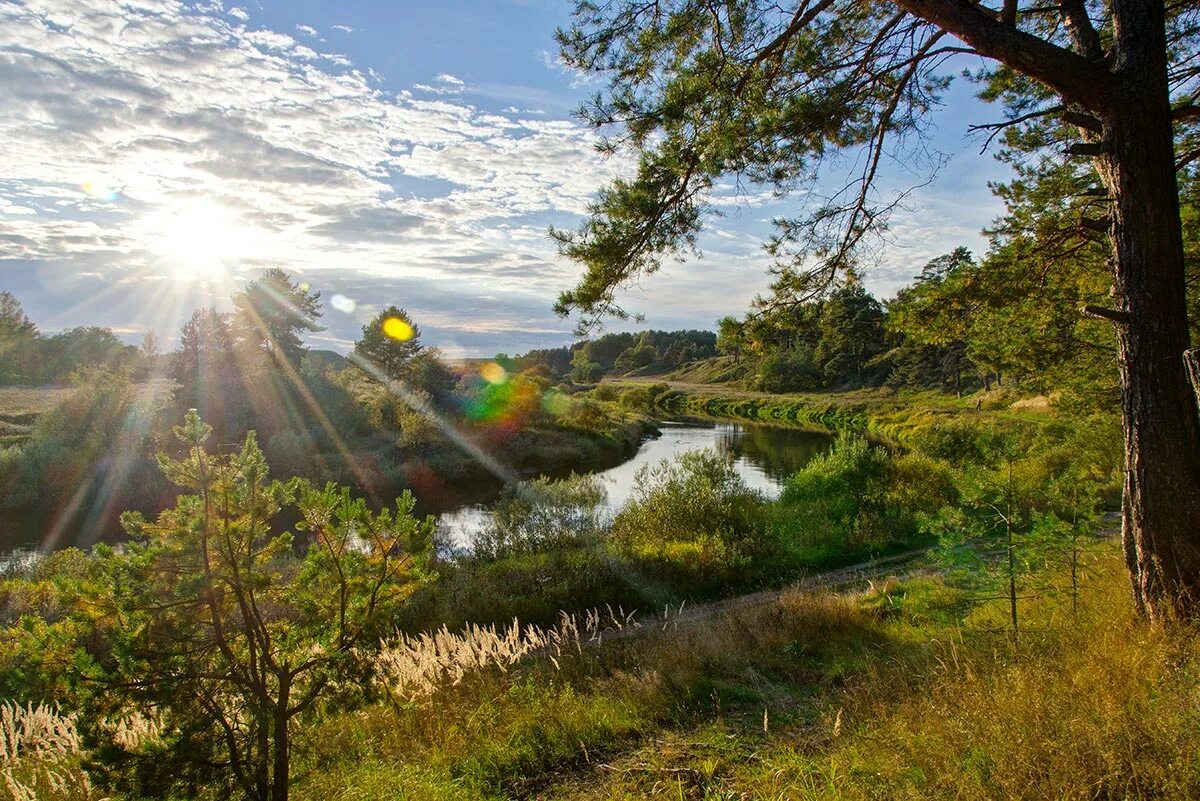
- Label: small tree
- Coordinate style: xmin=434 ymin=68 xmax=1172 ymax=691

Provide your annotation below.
xmin=77 ymin=411 xmax=432 ymax=801
xmin=233 ymin=268 xmax=324 ymax=368
xmin=0 ymin=291 xmax=41 ymax=385
xmin=354 ymin=306 xmax=424 ymax=381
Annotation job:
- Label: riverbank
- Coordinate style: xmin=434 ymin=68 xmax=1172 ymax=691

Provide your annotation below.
xmin=0 ymin=373 xmax=660 ymax=551
xmin=610 ymin=377 xmax=1062 ymax=444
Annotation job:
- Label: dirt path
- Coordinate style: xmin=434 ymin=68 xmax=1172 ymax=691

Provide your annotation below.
xmin=595 ymin=510 xmax=1121 ymax=647
xmin=589 ymin=547 xmax=934 ymax=648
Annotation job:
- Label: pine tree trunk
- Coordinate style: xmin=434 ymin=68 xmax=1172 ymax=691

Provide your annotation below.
xmin=1186 ymin=350 xmax=1200 ymax=410
xmin=271 ymin=681 xmax=291 ymax=801
xmin=1103 ymin=0 xmax=1200 ymax=620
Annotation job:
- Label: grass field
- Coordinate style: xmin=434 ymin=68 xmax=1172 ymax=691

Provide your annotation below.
xmin=0 ymin=386 xmax=77 ymax=446
xmin=284 ymin=537 xmax=1192 ymax=801
xmin=0 ymin=380 xmax=177 ymax=447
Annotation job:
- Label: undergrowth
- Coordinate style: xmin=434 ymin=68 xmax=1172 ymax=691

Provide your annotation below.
xmin=293 ymin=547 xmax=1200 ymax=801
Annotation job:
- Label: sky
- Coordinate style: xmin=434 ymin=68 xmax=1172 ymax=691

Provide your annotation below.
xmin=0 ymin=0 xmax=1015 ymax=357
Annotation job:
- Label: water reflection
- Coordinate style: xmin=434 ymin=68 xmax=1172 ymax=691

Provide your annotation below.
xmin=439 ymin=419 xmax=832 ymax=551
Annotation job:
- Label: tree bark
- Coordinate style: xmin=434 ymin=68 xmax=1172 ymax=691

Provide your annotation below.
xmin=1100 ymin=0 xmax=1200 ymax=620
xmin=1186 ymin=349 xmax=1200 ymax=409
xmin=271 ymin=680 xmax=291 ymax=801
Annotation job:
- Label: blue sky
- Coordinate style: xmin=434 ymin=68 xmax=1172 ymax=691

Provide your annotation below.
xmin=0 ymin=0 xmax=1013 ymax=357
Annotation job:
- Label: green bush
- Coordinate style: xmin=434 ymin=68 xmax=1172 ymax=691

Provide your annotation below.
xmin=592 ymin=384 xmax=619 ymax=402
xmin=612 ymin=450 xmax=767 ymax=592
xmin=470 ymin=474 xmax=606 ymax=562
xmin=776 ymin=434 xmax=948 ymax=552
xmin=618 ymin=386 xmax=652 ymax=410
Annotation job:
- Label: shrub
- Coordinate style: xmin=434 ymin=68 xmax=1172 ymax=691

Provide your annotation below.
xmin=778 ymin=434 xmax=890 ymax=546
xmin=910 ymin=419 xmax=993 ymax=464
xmin=775 ymin=434 xmax=952 ymax=554
xmin=618 ymin=386 xmax=652 ymax=410
xmin=592 ymin=384 xmax=619 ymax=402
xmin=469 ymin=475 xmax=606 ymax=562
xmin=612 ymin=450 xmax=767 ymax=591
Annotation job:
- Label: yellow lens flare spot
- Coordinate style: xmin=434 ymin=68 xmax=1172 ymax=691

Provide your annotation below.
xmin=382 ymin=317 xmax=414 ymax=341
xmin=480 ymin=362 xmax=507 ymax=385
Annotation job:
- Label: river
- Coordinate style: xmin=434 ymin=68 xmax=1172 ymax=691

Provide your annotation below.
xmin=0 ymin=418 xmax=833 ymax=570
xmin=436 ymin=418 xmax=833 ymax=551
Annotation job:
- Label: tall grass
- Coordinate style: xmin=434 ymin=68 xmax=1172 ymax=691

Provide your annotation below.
xmin=373 ymin=605 xmax=639 ymax=702
xmin=0 ymin=702 xmax=98 ymax=801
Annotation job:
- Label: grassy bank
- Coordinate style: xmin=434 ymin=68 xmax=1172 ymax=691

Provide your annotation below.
xmin=285 ymin=541 xmax=1197 ymax=801
xmin=628 ymin=380 xmax=1053 ymax=444
xmin=0 ymin=378 xmax=1135 ymax=801
xmin=12 ymin=542 xmax=1188 ymax=801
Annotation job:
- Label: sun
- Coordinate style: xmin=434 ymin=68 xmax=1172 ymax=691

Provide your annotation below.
xmin=141 ymin=198 xmax=259 ymax=279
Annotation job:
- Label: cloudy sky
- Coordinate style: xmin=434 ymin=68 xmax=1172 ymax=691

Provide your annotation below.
xmin=1 ymin=0 xmax=1014 ymax=357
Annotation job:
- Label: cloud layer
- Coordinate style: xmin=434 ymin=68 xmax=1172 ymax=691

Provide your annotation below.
xmin=0 ymin=0 xmax=1003 ymax=354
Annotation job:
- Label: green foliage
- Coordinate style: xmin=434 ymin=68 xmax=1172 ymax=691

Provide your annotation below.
xmin=617 ymin=385 xmax=652 ymax=410
xmin=591 ymin=383 xmax=619 ymax=402
xmin=469 ymin=475 xmax=606 ymax=562
xmin=233 ymin=267 xmax=325 ymax=368
xmin=0 ymin=292 xmax=39 ymax=385
xmin=613 ymin=450 xmax=767 ymax=590
xmin=353 ymin=306 xmax=423 ymax=381
xmin=0 ymin=292 xmax=148 ymax=386
xmin=779 ymin=434 xmax=900 ymax=550
xmin=0 ymin=368 xmax=162 ymax=523
xmin=61 ymin=411 xmax=432 ymax=801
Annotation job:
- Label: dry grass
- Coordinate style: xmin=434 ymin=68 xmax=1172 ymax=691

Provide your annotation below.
xmin=538 ymin=551 xmax=1200 ymax=801
xmin=0 ymin=702 xmax=102 ymax=801
xmin=783 ymin=558 xmax=1200 ymax=800
xmin=0 ymin=387 xmax=76 ymax=419
xmin=373 ymin=605 xmax=641 ymax=702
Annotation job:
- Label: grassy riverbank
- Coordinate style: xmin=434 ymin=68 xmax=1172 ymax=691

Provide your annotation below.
xmin=0 ymin=377 xmax=1135 ymax=801
xmin=285 ymin=541 xmax=1199 ymax=801
xmin=611 ymin=377 xmax=1059 ymax=444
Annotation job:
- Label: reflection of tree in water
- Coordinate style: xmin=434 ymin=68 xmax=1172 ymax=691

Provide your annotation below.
xmin=714 ymin=424 xmax=832 ymax=483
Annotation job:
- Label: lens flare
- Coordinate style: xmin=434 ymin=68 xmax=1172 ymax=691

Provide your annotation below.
xmin=81 ymin=177 xmax=118 ymax=202
xmin=382 ymin=317 xmax=414 ymax=341
xmin=479 ymin=362 xmax=507 ymax=385
xmin=330 ymin=293 xmax=356 ymax=313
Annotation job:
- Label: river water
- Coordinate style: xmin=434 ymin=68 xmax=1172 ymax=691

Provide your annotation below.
xmin=0 ymin=418 xmax=833 ymax=570
xmin=437 ymin=419 xmax=833 ymax=551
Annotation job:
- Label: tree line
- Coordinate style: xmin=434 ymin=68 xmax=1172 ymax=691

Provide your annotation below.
xmin=499 ymin=328 xmax=718 ymax=384
xmin=0 ymin=291 xmax=156 ymax=385
xmin=717 ymin=241 xmax=1118 ymax=405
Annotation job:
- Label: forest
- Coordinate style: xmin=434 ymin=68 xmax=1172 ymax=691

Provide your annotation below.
xmin=2 ymin=1 xmax=1200 ymax=801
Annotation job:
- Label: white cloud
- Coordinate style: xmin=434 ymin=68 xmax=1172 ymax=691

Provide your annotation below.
xmin=0 ymin=0 xmax=649 ymax=351
xmin=332 ymin=24 xmax=354 ymax=33
xmin=413 ymin=73 xmax=467 ymax=96
xmin=2 ymin=0 xmax=977 ymax=353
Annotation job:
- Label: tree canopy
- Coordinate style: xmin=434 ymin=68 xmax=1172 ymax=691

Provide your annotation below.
xmin=550 ymin=0 xmax=1200 ymax=619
